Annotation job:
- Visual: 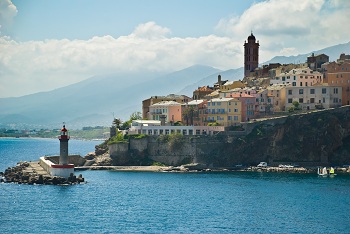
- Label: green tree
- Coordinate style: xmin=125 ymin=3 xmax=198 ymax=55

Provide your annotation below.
xmin=121 ymin=111 xmax=142 ymax=129
xmin=292 ymin=101 xmax=301 ymax=110
xmin=113 ymin=118 xmax=122 ymax=129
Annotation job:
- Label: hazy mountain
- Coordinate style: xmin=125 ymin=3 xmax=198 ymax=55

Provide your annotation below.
xmin=263 ymin=41 xmax=350 ymax=65
xmin=178 ymin=67 xmax=244 ymax=95
xmin=0 ymin=65 xmax=220 ymax=129
xmin=1 ymin=42 xmax=348 ymax=129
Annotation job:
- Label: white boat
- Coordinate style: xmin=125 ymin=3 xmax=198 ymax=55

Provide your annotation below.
xmin=318 ymin=167 xmax=337 ymax=177
xmin=318 ymin=167 xmax=328 ymax=176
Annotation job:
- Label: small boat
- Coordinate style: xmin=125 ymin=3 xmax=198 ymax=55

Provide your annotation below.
xmin=329 ymin=167 xmax=337 ymax=177
xmin=318 ymin=167 xmax=337 ymax=177
xmin=318 ymin=167 xmax=328 ymax=176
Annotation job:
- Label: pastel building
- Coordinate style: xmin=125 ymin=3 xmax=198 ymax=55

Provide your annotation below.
xmin=322 ymin=58 xmax=350 ymax=105
xmin=255 ymin=89 xmax=274 ymax=114
xmin=207 ymin=97 xmax=242 ymax=126
xmin=149 ymin=101 xmax=182 ymax=124
xmin=142 ymin=94 xmax=191 ymax=119
xmin=220 ymin=80 xmax=245 ymax=91
xmin=181 ymin=100 xmax=208 ymax=126
xmin=270 ymin=68 xmax=323 ymax=87
xmin=193 ymin=86 xmax=214 ymax=100
xmin=284 ymin=84 xmax=342 ymax=110
xmin=225 ymin=93 xmax=255 ymax=121
xmin=266 ymin=84 xmax=289 ymax=111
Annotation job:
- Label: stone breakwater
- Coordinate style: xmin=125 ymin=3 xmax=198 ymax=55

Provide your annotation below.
xmin=0 ymin=161 xmax=85 ymax=185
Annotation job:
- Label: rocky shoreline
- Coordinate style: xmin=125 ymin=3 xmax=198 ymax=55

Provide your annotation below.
xmin=75 ymin=163 xmax=350 ymax=174
xmin=2 ymin=162 xmax=350 ymax=186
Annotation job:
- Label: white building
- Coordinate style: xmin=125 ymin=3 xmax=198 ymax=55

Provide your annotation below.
xmin=270 ymin=67 xmax=323 ymax=87
xmin=284 ymin=84 xmax=342 ymax=110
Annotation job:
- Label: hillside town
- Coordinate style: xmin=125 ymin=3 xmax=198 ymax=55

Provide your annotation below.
xmin=129 ymin=33 xmax=350 ymax=136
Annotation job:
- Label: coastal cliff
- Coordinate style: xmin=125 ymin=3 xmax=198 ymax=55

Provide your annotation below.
xmin=108 ymin=106 xmax=350 ymax=167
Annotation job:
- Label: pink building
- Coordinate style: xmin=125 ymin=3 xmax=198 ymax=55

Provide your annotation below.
xmin=226 ymin=93 xmax=255 ymax=121
xmin=149 ymin=101 xmax=182 ymax=125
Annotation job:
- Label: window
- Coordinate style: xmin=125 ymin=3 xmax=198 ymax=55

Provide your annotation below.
xmin=217 ymin=102 xmax=221 ymax=106
xmin=305 ymin=82 xmax=308 ymax=86
xmin=334 ymin=88 xmax=338 ymax=94
xmin=310 ymin=89 xmax=315 ymax=94
xmin=310 ymin=98 xmax=315 ymax=103
xmin=292 ymin=82 xmax=296 ymax=86
xmin=334 ymin=98 xmax=339 ymax=103
xmin=300 ymin=82 xmax=303 ymax=86
xmin=228 ymin=116 xmax=232 ymax=120
xmin=268 ymin=98 xmax=271 ymax=103
xmin=322 ymin=88 xmax=327 ymax=94
xmin=212 ymin=102 xmax=215 ymax=106
xmin=288 ymin=90 xmax=292 ymax=95
xmin=234 ymin=109 xmax=238 ymax=112
xmin=228 ymin=108 xmax=231 ymax=113
xmin=234 ymin=116 xmax=239 ymax=121
xmin=299 ymin=98 xmax=303 ymax=103
xmin=208 ymin=102 xmax=210 ymax=106
xmin=288 ymin=98 xmax=293 ymax=103
xmin=260 ymin=98 xmax=264 ymax=102
xmin=256 ymin=98 xmax=259 ymax=102
xmin=294 ymin=76 xmax=296 ymax=80
xmin=282 ymin=77 xmax=286 ymax=81
xmin=299 ymin=89 xmax=303 ymax=94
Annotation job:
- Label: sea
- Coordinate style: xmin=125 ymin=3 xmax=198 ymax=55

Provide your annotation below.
xmin=1 ymin=137 xmax=350 ymax=234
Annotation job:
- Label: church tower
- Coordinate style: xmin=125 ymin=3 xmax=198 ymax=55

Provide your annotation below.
xmin=244 ymin=32 xmax=259 ymax=77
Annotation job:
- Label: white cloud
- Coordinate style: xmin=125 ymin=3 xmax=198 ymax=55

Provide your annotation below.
xmin=215 ymin=0 xmax=350 ymax=61
xmin=0 ymin=22 xmax=241 ymax=97
xmin=131 ymin=21 xmax=171 ymax=39
xmin=0 ymin=0 xmax=17 ymax=34
xmin=1 ymin=0 xmax=349 ymax=98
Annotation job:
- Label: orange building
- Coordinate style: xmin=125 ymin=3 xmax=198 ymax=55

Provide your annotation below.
xmin=323 ymin=60 xmax=350 ymax=105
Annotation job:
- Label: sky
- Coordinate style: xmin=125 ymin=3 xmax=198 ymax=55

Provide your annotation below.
xmin=0 ymin=0 xmax=349 ymax=98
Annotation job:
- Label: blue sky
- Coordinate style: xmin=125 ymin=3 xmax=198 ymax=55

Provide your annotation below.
xmin=0 ymin=0 xmax=349 ymax=98
xmin=9 ymin=0 xmax=259 ymax=40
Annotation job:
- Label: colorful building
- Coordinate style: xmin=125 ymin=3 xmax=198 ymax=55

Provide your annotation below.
xmin=207 ymin=97 xmax=242 ymax=126
xmin=225 ymin=93 xmax=255 ymax=121
xmin=142 ymin=94 xmax=191 ymax=119
xmin=270 ymin=67 xmax=323 ymax=87
xmin=284 ymin=84 xmax=342 ymax=110
xmin=181 ymin=100 xmax=208 ymax=126
xmin=322 ymin=57 xmax=350 ymax=105
xmin=149 ymin=101 xmax=182 ymax=124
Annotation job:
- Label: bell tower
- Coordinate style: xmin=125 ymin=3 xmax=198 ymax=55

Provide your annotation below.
xmin=244 ymin=32 xmax=259 ymax=77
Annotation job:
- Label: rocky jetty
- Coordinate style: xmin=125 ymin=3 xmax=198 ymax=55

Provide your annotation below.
xmin=0 ymin=161 xmax=85 ymax=185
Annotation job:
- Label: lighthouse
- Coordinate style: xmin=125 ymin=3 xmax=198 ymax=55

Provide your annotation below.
xmin=47 ymin=124 xmax=74 ymax=178
xmin=59 ymin=125 xmax=69 ymax=165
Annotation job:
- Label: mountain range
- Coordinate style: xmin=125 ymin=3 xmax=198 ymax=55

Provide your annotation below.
xmin=1 ymin=41 xmax=349 ymax=129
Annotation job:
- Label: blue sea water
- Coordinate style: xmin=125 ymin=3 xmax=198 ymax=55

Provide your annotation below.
xmin=1 ymin=138 xmax=350 ymax=233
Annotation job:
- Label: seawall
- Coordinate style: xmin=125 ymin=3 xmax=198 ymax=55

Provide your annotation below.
xmin=109 ymin=106 xmax=350 ymax=167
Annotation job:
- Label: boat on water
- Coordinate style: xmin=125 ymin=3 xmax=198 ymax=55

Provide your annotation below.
xmin=317 ymin=167 xmax=336 ymax=177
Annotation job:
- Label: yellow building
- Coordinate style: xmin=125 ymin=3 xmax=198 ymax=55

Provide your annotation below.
xmin=220 ymin=80 xmax=245 ymax=91
xmin=207 ymin=97 xmax=242 ymax=126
